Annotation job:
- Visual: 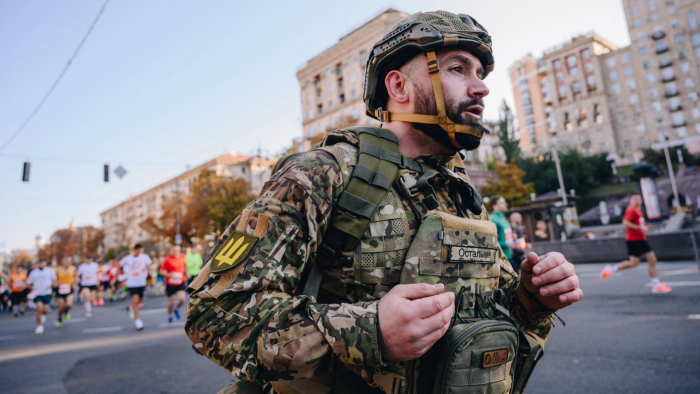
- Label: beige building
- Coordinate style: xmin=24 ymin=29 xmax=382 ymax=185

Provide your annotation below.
xmin=510 ymin=0 xmax=700 ymax=163
xmin=99 ymin=154 xmax=275 ymax=250
xmin=294 ymin=9 xmax=407 ymax=153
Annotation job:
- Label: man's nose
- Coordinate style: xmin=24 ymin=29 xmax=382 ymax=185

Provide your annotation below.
xmin=469 ymin=76 xmax=489 ymax=98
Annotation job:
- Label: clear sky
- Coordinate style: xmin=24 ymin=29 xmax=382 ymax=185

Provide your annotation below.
xmin=0 ymin=0 xmax=629 ymax=251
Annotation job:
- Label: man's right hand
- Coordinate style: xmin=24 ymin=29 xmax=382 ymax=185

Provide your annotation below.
xmin=378 ymin=283 xmax=455 ymax=362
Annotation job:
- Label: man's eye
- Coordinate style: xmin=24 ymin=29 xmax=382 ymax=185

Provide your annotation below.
xmin=451 ymin=66 xmax=463 ymax=73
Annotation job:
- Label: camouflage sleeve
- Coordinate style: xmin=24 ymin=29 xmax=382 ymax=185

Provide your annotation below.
xmin=186 ymin=151 xmax=383 ymax=386
xmin=478 ymin=210 xmax=554 ymax=339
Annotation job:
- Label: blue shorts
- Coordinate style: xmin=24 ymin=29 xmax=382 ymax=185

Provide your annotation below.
xmin=34 ymin=294 xmax=51 ymax=305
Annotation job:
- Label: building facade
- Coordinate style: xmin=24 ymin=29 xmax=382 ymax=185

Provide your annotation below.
xmin=294 ymin=9 xmax=407 ymax=152
xmin=99 ymin=154 xmax=275 ymax=250
xmin=510 ymin=0 xmax=700 ymax=162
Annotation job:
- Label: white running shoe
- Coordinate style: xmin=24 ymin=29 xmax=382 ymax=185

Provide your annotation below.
xmin=127 ymin=305 xmax=135 ymax=319
xmin=135 ymin=319 xmax=144 ymax=330
xmin=35 ymin=325 xmax=44 ymax=334
xmin=41 ymin=314 xmax=46 ymax=325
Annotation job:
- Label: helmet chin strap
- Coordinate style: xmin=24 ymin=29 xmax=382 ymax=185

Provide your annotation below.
xmin=375 ymin=50 xmax=484 ymax=148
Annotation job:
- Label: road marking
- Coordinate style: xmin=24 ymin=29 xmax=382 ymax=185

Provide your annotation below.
xmin=66 ymin=317 xmax=86 ymax=324
xmin=644 ymin=281 xmax=700 ymax=287
xmin=661 ymin=268 xmax=700 ymax=277
xmin=139 ymin=308 xmax=167 ymax=315
xmin=159 ymin=322 xmax=185 ymax=328
xmin=0 ymin=329 xmax=183 ymax=363
xmin=83 ymin=326 xmax=122 ymax=334
xmin=689 ymin=315 xmax=700 ymax=320
xmin=0 ymin=335 xmax=16 ymax=341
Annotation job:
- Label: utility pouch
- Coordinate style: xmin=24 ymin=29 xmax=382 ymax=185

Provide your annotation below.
xmin=418 ymin=318 xmax=519 ymax=394
xmin=511 ymin=331 xmax=545 ymax=394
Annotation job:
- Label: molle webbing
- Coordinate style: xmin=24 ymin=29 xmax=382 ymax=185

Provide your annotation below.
xmin=302 ymin=127 xmax=428 ymax=298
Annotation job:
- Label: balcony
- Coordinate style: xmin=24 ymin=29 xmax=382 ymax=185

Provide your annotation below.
xmin=672 ymin=121 xmax=687 ymax=128
xmin=661 ymin=76 xmax=676 ymax=83
xmin=669 ymin=105 xmax=683 ymax=112
xmin=665 ymin=90 xmax=680 ymax=98
xmin=651 ymin=30 xmax=666 ymax=40
xmin=659 ymin=61 xmax=673 ymax=68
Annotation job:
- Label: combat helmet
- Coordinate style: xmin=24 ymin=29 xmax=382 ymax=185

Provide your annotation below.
xmin=363 ymin=11 xmax=494 ymax=147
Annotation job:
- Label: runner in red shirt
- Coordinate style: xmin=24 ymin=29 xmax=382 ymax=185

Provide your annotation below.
xmin=600 ymin=193 xmax=672 ymax=293
xmin=159 ymin=245 xmax=186 ymax=323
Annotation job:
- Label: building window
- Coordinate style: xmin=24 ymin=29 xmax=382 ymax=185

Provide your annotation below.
xmin=630 ymin=94 xmax=639 ymax=104
xmin=349 ymin=72 xmax=356 ymax=83
xmin=327 ymin=84 xmax=333 ymax=94
xmin=556 ymin=72 xmax=564 ymax=81
xmin=521 ymin=97 xmax=531 ymax=105
xmin=528 ymin=127 xmax=535 ymax=134
xmin=585 ymin=62 xmax=594 ymax=72
xmin=677 ymin=127 xmax=687 ymax=137
xmin=669 ymin=5 xmax=676 ymax=15
xmin=600 ymin=143 xmax=607 ymax=153
xmin=649 ymin=87 xmax=659 ymax=99
xmin=618 ymin=113 xmax=626 ymax=124
xmin=351 ymin=89 xmax=357 ymax=99
xmin=686 ymin=77 xmax=695 ymax=88
xmin=696 ymin=123 xmax=700 ymax=133
xmin=567 ymin=55 xmax=577 ymax=67
xmin=636 ymin=122 xmax=645 ymax=132
xmin=640 ymin=46 xmax=648 ymax=55
xmin=682 ymin=62 xmax=691 ymax=73
xmin=582 ymin=49 xmax=591 ymax=59
xmin=607 ymin=58 xmax=616 ymax=68
xmin=627 ymin=80 xmax=637 ymax=90
xmin=570 ymin=67 xmax=579 ymax=76
xmin=594 ymin=104 xmax=603 ymax=123
xmin=670 ymin=96 xmax=681 ymax=109
xmin=348 ymin=56 xmax=354 ymax=66
xmin=326 ymin=69 xmax=332 ymax=78
xmin=524 ymin=107 xmax=533 ymax=115
xmin=673 ymin=112 xmax=685 ymax=125
xmin=597 ymin=129 xmax=604 ymax=139
xmin=621 ymin=126 xmax=629 ymax=135
xmin=646 ymin=73 xmax=656 ymax=83
xmin=672 ymin=19 xmax=680 ymax=29
xmin=688 ymin=11 xmax=699 ymax=30
xmin=558 ymin=85 xmax=567 ymax=95
xmin=657 ymin=39 xmax=668 ymax=53
xmin=675 ymin=33 xmax=684 ymax=43
xmin=308 ymin=126 xmax=315 ymax=137
xmin=587 ymin=75 xmax=596 ymax=86
xmin=610 ymin=71 xmax=618 ymax=81
xmin=648 ymin=0 xmax=656 ymax=9
xmin=328 ymin=100 xmax=334 ymax=109
xmin=308 ymin=109 xmax=314 ymax=119
xmin=564 ymin=112 xmax=572 ymax=131
xmin=624 ymin=67 xmax=632 ymax=76
xmin=330 ymin=118 xmax=336 ymax=128
xmin=637 ymin=32 xmax=646 ymax=41
xmin=662 ymin=67 xmax=674 ymax=80
xmin=525 ymin=116 xmax=535 ymax=125
xmin=612 ymin=84 xmax=621 ymax=94
xmin=693 ymin=108 xmax=700 ymax=118
xmin=622 ymin=53 xmax=630 ymax=63
xmin=634 ymin=19 xmax=642 ymax=28
xmin=643 ymin=60 xmax=651 ymax=69
xmin=352 ymin=107 xmax=359 ymax=119
xmin=615 ymin=98 xmax=624 ymax=108
xmin=652 ymin=101 xmax=662 ymax=111
xmin=580 ymin=134 xmax=590 ymax=144
xmin=624 ymin=140 xmax=632 ymax=151
xmin=632 ymin=6 xmax=640 ymax=16
xmin=317 ymin=104 xmax=323 ymax=114
xmin=666 ymin=81 xmax=678 ymax=95
xmin=650 ymin=12 xmax=659 ymax=21
xmin=572 ymin=82 xmax=581 ymax=93
xmin=319 ymin=121 xmax=324 ymax=131
xmin=339 ymin=93 xmax=345 ymax=104
xmin=689 ymin=92 xmax=698 ymax=102
xmin=695 ymin=47 xmax=700 ymax=59
xmin=553 ymin=59 xmax=562 ymax=69
xmin=640 ymin=138 xmax=648 ymax=147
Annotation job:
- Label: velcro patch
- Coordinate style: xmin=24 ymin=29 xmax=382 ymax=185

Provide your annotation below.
xmin=210 ymin=231 xmax=259 ymax=274
xmin=482 ymin=348 xmax=508 ymax=368
xmin=448 ymin=245 xmax=497 ymax=264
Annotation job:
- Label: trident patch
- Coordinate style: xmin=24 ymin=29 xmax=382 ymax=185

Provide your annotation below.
xmin=210 ymin=231 xmax=259 ymax=274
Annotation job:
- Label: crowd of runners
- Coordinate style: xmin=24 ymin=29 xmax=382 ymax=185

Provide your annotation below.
xmin=0 ymin=244 xmax=204 ymax=334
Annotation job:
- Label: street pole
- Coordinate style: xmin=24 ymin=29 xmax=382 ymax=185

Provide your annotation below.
xmin=552 ymin=147 xmax=568 ymax=206
xmin=175 ymin=178 xmax=182 ymax=245
xmin=662 ymin=143 xmax=681 ymax=211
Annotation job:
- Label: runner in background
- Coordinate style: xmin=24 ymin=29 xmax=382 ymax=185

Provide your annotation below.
xmin=160 ymin=245 xmax=186 ymax=323
xmin=107 ymin=259 xmax=121 ymax=301
xmin=120 ymin=244 xmax=152 ymax=330
xmin=154 ymin=252 xmax=166 ymax=296
xmin=54 ymin=256 xmax=76 ymax=327
xmin=76 ymin=255 xmax=99 ymax=317
xmin=10 ymin=266 xmax=29 ymax=317
xmin=27 ymin=259 xmax=56 ymax=334
xmin=601 ymin=192 xmax=672 ymax=294
xmin=185 ymin=245 xmax=203 ymax=285
xmin=96 ymin=261 xmax=107 ymax=306
xmin=508 ymin=212 xmax=531 ymax=274
xmin=0 ymin=273 xmax=9 ymax=313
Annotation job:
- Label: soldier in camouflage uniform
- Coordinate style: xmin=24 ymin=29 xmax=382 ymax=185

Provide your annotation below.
xmin=186 ymin=11 xmax=582 ymax=394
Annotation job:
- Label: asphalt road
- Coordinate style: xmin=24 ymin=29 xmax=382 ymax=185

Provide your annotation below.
xmin=1 ymin=261 xmax=699 ymax=394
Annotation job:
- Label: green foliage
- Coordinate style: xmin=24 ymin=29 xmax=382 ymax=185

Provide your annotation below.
xmin=102 ymin=248 xmax=116 ymax=262
xmin=482 ymin=160 xmax=534 ymax=208
xmin=575 ymin=196 xmax=601 ymax=216
xmin=497 ymin=100 xmax=521 ymax=163
xmin=518 ymin=149 xmax=614 ymax=196
xmin=641 ymin=145 xmax=698 ymax=171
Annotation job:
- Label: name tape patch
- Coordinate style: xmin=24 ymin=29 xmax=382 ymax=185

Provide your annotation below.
xmin=210 ymin=231 xmax=259 ymax=274
xmin=448 ymin=245 xmax=497 ymax=264
xmin=482 ymin=348 xmax=508 ymax=368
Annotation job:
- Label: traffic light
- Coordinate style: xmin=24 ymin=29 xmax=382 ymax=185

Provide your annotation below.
xmin=22 ymin=162 xmax=30 ymax=182
xmin=104 ymin=164 xmax=109 ymax=182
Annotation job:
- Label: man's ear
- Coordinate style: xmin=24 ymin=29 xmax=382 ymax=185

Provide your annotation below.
xmin=385 ymin=70 xmax=411 ymax=104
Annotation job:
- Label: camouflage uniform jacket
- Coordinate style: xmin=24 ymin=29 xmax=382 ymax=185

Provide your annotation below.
xmin=186 ymin=129 xmax=554 ymax=393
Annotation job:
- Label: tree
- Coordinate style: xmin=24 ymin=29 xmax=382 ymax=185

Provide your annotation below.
xmin=518 ymin=149 xmax=613 ymax=196
xmin=482 ymin=160 xmax=534 ymax=208
xmin=497 ymin=100 xmax=521 ymax=163
xmin=140 ymin=170 xmax=256 ymax=245
xmin=13 ymin=251 xmax=33 ymax=271
xmin=37 ymin=226 xmax=104 ymax=263
xmin=642 ymin=145 xmax=697 ymax=171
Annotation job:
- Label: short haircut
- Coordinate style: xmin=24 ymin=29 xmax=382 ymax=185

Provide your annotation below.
xmin=39 ymin=258 xmax=47 ymax=263
xmin=86 ymin=254 xmax=93 ymax=259
xmin=134 ymin=243 xmax=143 ymax=249
xmin=490 ymin=195 xmax=503 ymax=207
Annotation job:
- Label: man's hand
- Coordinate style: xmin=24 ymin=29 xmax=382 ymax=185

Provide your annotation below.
xmin=520 ymin=252 xmax=583 ymax=310
xmin=378 ymin=283 xmax=455 ymax=362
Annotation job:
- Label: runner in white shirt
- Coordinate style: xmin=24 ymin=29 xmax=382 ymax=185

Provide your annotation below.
xmin=27 ymin=259 xmax=57 ymax=334
xmin=76 ymin=255 xmax=99 ymax=318
xmin=119 ymin=244 xmax=152 ymax=330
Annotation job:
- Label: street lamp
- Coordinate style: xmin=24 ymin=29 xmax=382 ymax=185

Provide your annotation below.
xmin=51 ymin=234 xmax=60 ymax=264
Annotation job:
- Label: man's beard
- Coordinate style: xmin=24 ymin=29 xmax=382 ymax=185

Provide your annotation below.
xmin=412 ymin=83 xmax=489 ymax=152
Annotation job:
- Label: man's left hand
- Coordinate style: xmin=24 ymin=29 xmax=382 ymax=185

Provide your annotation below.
xmin=519 ymin=252 xmax=583 ymax=310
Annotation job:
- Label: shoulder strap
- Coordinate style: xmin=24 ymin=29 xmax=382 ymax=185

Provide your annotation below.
xmin=302 ymin=127 xmax=427 ymax=298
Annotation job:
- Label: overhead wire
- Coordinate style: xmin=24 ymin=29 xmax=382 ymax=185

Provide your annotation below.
xmin=0 ymin=0 xmax=110 ymax=152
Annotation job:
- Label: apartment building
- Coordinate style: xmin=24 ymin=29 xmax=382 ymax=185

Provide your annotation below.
xmin=294 ymin=9 xmax=407 ymax=152
xmin=510 ymin=0 xmax=700 ymax=162
xmin=99 ymin=153 xmax=275 ymax=250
